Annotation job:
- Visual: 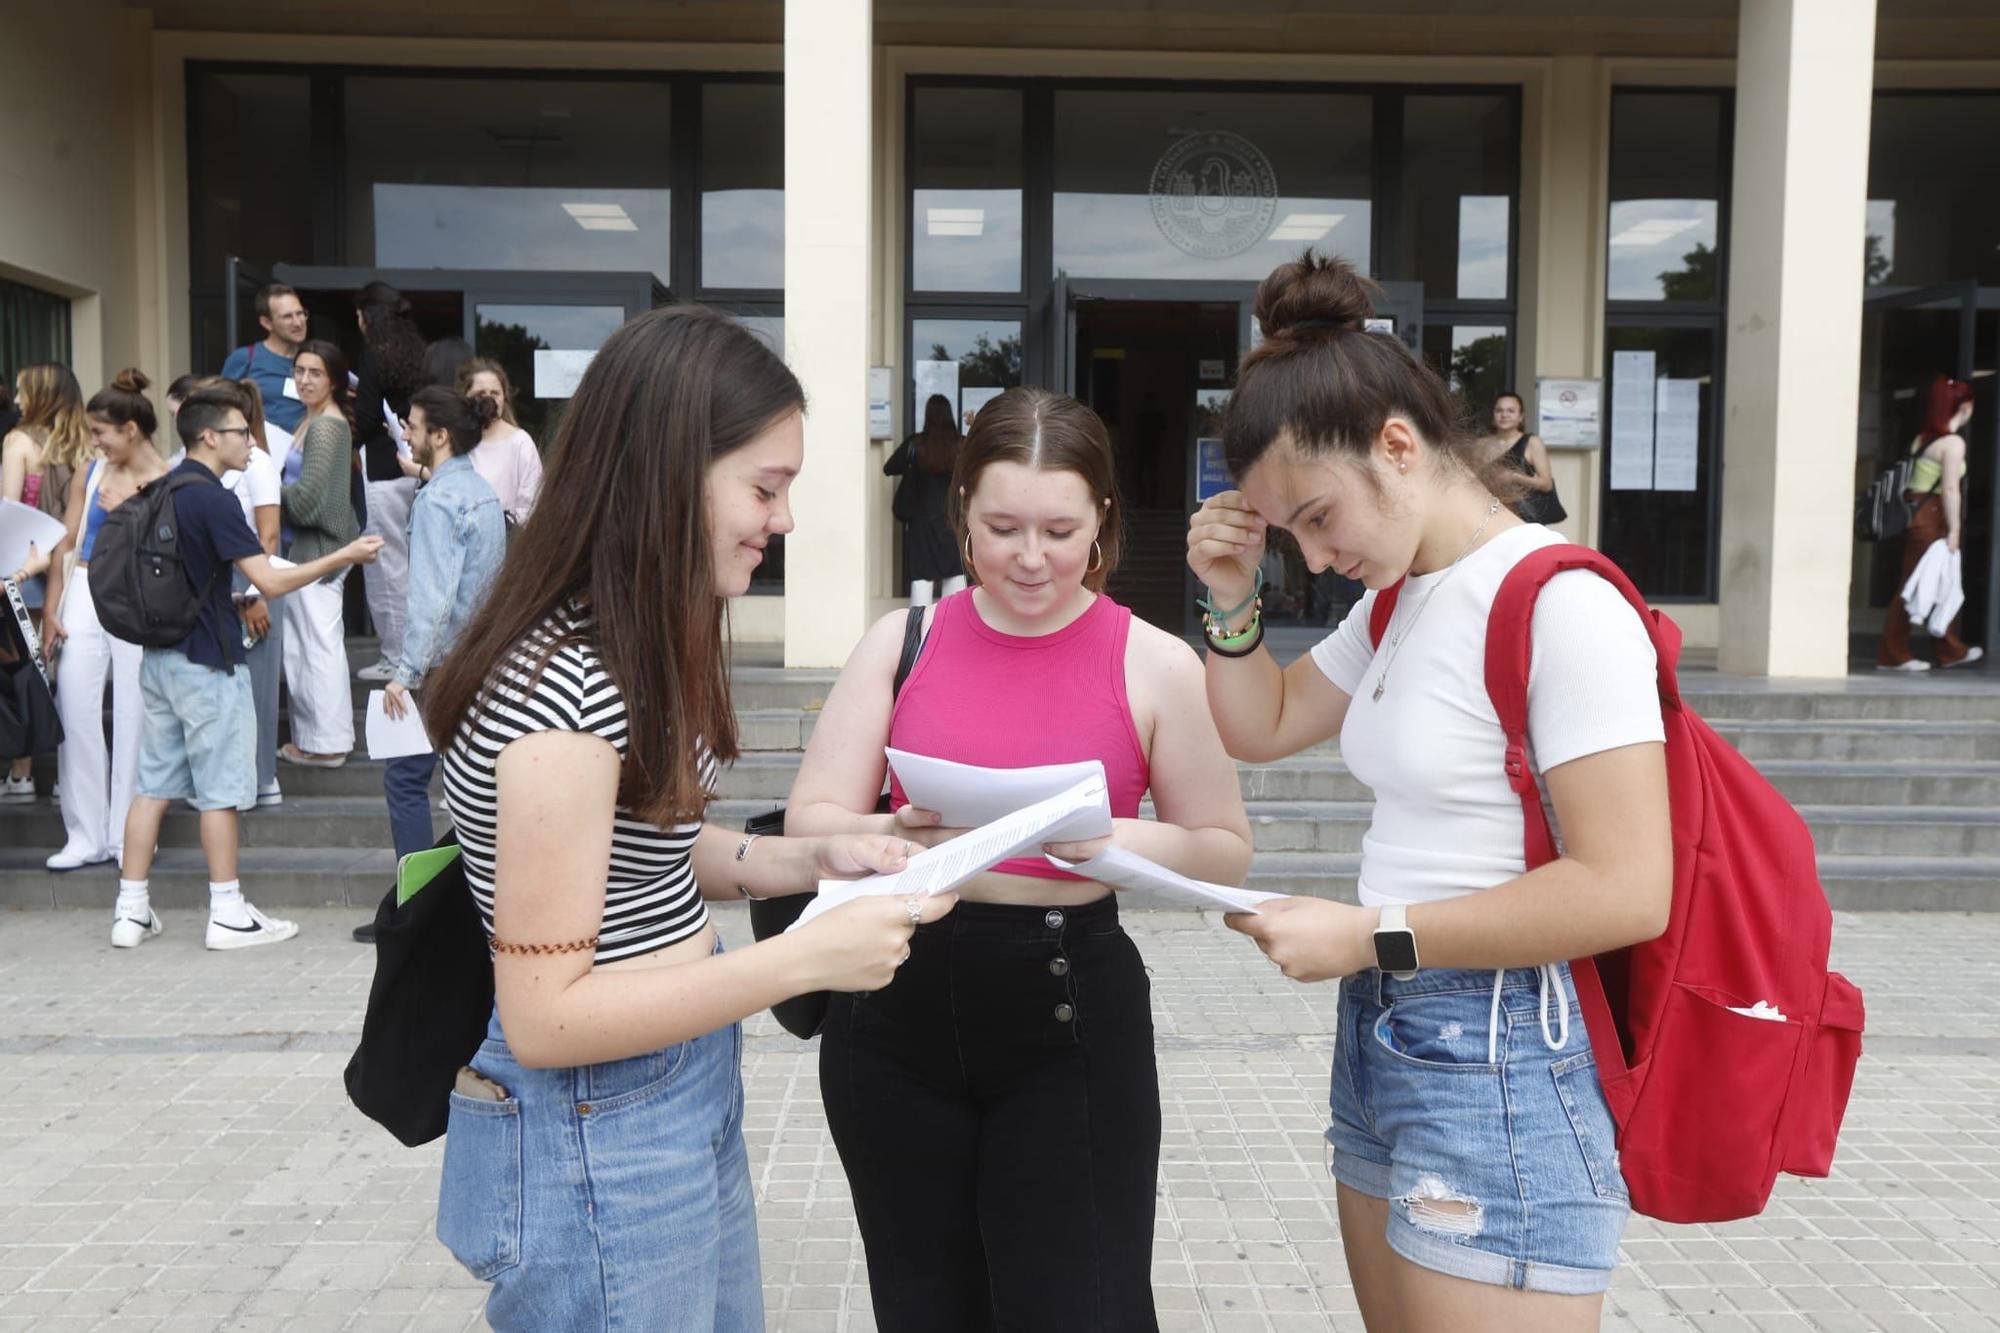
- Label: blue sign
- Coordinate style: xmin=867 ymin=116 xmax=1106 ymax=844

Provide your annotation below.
xmin=1195 ymin=437 xmax=1231 ymax=501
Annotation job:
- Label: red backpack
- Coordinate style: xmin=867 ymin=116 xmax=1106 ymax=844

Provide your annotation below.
xmin=1369 ymin=544 xmax=1866 ymax=1223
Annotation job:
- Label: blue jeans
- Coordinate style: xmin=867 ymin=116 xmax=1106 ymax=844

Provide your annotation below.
xmin=437 ymin=987 xmax=763 ymax=1332
xmin=1328 ymin=962 xmax=1630 ymax=1295
xmin=382 ymin=752 xmax=437 ymax=861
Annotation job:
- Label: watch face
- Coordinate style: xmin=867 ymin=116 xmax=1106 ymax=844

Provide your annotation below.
xmin=1375 ymin=930 xmax=1419 ymax=974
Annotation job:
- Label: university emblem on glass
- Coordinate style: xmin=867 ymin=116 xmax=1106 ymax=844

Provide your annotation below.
xmin=1149 ymin=131 xmax=1279 ymax=260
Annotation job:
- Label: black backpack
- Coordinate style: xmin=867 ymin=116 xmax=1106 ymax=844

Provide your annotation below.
xmin=91 ymin=472 xmax=234 ymax=663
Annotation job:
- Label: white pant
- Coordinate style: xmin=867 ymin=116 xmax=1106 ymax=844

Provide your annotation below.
xmin=283 ymin=572 xmax=353 ymax=755
xmin=362 ymin=476 xmax=416 ymax=664
xmin=54 ymin=569 xmax=143 ymax=862
xmin=908 ymin=576 xmax=968 ymax=607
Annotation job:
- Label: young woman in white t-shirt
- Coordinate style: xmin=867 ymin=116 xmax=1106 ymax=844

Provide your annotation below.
xmin=1186 ymin=252 xmax=1672 ymax=1327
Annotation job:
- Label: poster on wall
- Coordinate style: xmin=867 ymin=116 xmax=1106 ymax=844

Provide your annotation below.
xmin=533 ymin=349 xmax=596 ymax=400
xmin=1653 ymin=378 xmax=1701 ymax=492
xmin=1195 ymin=439 xmax=1232 ymax=501
xmin=1536 ymin=377 xmax=1602 ymax=449
xmin=960 ymin=386 xmax=1005 ymax=433
xmin=913 ymin=359 xmax=960 ymax=428
xmin=1609 ymin=351 xmax=1657 ymax=491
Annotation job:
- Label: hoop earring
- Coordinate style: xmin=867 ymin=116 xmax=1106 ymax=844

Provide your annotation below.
xmin=963 ymin=532 xmax=976 ymax=572
xmin=1087 ymin=540 xmax=1104 ymax=574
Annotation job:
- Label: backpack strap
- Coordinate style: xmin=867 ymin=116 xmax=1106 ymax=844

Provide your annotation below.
xmin=1366 ymin=579 xmax=1404 ymax=649
xmin=1482 ymin=544 xmax=1682 ymax=869
xmin=892 ymin=603 xmax=927 ymax=697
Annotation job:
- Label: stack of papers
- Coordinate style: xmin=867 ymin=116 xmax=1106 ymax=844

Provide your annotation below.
xmin=788 ymin=772 xmax=1112 ymax=930
xmin=1045 ymin=844 xmax=1283 ymax=915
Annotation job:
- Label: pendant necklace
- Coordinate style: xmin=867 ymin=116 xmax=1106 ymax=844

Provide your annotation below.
xmin=1372 ymin=499 xmax=1503 ymax=703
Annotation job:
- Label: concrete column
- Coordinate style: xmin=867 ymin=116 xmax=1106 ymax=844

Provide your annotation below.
xmin=1718 ymin=0 xmax=1877 ymax=676
xmin=782 ymin=0 xmax=875 ymax=667
xmin=1524 ymin=55 xmax=1606 ymax=548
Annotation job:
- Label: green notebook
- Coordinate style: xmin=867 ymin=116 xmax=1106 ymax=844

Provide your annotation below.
xmin=396 ymin=844 xmax=463 ymax=906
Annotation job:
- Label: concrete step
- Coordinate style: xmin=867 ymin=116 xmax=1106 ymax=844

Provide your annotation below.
xmin=0 ymin=796 xmax=439 ymax=850
xmin=9 ymin=844 xmax=1990 ymax=914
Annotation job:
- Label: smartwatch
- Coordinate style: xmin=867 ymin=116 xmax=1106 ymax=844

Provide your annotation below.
xmin=1373 ymin=904 xmax=1419 ymax=980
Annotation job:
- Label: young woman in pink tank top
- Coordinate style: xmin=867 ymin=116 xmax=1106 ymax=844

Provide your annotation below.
xmin=789 ymin=387 xmax=1252 ymax=1331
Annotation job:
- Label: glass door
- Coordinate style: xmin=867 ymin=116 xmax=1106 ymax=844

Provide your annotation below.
xmin=1852 ymin=282 xmax=1977 ymax=654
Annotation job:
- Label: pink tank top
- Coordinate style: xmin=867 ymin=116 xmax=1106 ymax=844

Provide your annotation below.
xmin=19 ymin=474 xmax=40 ymax=510
xmin=888 ymin=589 xmax=1150 ymax=881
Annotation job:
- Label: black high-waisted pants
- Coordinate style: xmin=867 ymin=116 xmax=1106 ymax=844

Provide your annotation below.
xmin=819 ymin=893 xmax=1161 ymax=1332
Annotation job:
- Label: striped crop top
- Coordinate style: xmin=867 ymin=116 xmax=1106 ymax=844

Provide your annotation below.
xmin=441 ymin=607 xmax=713 ymax=964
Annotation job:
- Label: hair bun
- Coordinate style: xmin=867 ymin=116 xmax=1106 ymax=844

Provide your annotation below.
xmin=110 ymin=368 xmax=151 ymax=396
xmin=468 ymin=392 xmax=501 ymax=427
xmin=1254 ymin=250 xmax=1378 ymax=340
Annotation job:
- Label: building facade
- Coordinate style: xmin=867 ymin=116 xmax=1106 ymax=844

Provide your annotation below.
xmin=5 ymin=0 xmax=1996 ymax=671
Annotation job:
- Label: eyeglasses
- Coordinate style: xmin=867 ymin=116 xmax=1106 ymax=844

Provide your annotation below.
xmin=213 ymin=426 xmax=251 ymax=439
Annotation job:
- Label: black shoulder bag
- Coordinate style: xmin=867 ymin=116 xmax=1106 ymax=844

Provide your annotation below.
xmin=746 ymin=604 xmax=928 ymax=1039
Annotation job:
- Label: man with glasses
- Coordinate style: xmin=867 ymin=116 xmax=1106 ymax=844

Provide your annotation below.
xmin=221 ymin=284 xmax=310 ymax=434
xmin=110 ymin=387 xmax=382 ymax=951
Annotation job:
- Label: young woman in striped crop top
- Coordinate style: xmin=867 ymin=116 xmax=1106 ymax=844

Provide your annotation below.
xmin=419 ymin=308 xmax=957 ymax=1332
xmin=788 ymin=386 xmax=1254 ymax=1331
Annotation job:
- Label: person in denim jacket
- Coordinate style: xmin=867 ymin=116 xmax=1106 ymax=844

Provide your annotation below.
xmin=378 ymin=386 xmax=506 ymax=865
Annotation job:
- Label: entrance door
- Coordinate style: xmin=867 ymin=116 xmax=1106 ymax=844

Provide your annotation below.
xmin=1852 ymin=281 xmax=1991 ymax=656
xmin=1050 ymin=280 xmax=1253 ymax=633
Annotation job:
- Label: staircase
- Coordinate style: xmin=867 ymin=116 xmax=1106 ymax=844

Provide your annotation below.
xmin=4 ymin=643 xmax=1998 ymax=912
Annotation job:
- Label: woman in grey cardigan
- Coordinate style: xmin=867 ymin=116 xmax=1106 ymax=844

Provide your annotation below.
xmin=279 ymin=340 xmax=361 ymax=768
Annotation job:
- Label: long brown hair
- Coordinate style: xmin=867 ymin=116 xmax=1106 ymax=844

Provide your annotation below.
xmin=423 ymin=306 xmax=805 ymax=823
xmin=949 ymin=386 xmax=1122 ymax=594
xmin=295 ymin=339 xmax=355 ymax=425
xmin=15 ymin=363 xmax=91 ymax=470
xmin=915 ymin=392 xmax=959 ymax=475
xmin=1226 ymin=250 xmax=1528 ymax=504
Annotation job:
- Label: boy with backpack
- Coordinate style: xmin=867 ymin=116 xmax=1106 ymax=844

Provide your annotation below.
xmin=103 ymin=385 xmax=382 ymax=950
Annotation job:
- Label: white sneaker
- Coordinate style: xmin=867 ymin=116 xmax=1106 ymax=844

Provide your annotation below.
xmin=111 ymin=910 xmax=162 ymax=949
xmin=356 ymin=659 xmax=397 ymax=682
xmin=47 ymin=847 xmax=112 ymax=872
xmin=255 ymin=782 xmax=283 ymax=808
xmin=1944 ymin=646 xmax=1987 ymax=670
xmin=1 ymin=774 xmax=34 ymax=803
xmin=206 ymin=903 xmax=300 ymax=951
xmin=1875 ymin=659 xmax=1932 ymax=672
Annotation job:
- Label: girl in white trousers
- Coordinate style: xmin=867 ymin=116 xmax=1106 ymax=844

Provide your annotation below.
xmin=283 ymin=570 xmax=353 ymax=757
xmin=50 ymin=568 xmax=143 ymax=869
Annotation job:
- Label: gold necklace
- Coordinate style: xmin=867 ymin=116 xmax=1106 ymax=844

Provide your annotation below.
xmin=1372 ymin=499 xmax=1503 ymax=704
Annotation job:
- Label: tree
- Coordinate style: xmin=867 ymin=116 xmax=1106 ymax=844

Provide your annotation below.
xmin=1864 ymin=232 xmax=1892 ymax=286
xmin=927 ymin=331 xmax=1023 ymax=388
xmin=1658 ymin=241 xmax=1719 ymax=303
xmin=1448 ymin=333 xmax=1509 ymax=423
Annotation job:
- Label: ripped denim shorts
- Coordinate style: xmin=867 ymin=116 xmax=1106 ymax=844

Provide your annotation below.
xmin=1327 ymin=962 xmax=1630 ymax=1296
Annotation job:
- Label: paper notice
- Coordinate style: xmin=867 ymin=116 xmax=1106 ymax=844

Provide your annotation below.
xmin=364 ymin=690 xmax=433 ymax=760
xmin=533 ymin=349 xmax=596 ymax=399
xmin=886 ymin=749 xmax=1110 ymax=842
xmin=788 ymin=773 xmax=1111 ymax=931
xmin=1046 ymin=844 xmax=1284 ymax=914
xmin=1609 ymin=350 xmax=1657 ymax=491
xmin=1652 ymin=378 xmax=1701 ymax=492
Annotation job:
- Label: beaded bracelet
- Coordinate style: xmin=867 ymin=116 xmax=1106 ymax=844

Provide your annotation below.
xmin=1205 ymin=613 xmax=1266 ymax=659
xmin=1195 ymin=567 xmax=1265 ymax=625
xmin=488 ymin=935 xmax=600 ymax=958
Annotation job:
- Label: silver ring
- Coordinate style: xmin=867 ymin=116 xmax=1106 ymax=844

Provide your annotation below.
xmin=904 ymin=896 xmax=922 ymax=926
xmin=897 ymin=945 xmax=912 ymax=966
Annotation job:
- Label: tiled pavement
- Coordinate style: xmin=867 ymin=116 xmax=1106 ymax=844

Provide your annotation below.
xmin=0 ymin=905 xmax=1995 ymax=1332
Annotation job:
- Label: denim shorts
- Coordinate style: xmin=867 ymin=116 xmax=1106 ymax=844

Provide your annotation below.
xmin=436 ymin=984 xmax=763 ymax=1332
xmin=135 ymin=649 xmax=254 ymax=811
xmin=1328 ymin=962 xmax=1630 ymax=1295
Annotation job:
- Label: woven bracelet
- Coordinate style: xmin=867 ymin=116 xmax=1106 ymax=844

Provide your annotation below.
xmin=489 ymin=935 xmax=600 ymax=958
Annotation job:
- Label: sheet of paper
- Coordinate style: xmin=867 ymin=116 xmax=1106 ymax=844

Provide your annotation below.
xmin=913 ymin=359 xmax=960 ymax=425
xmin=1652 ymin=378 xmax=1700 ymax=492
xmin=1046 ymin=844 xmax=1285 ymax=914
xmin=1609 ymin=350 xmax=1657 ymax=491
xmin=788 ymin=774 xmax=1111 ymax=931
xmin=1536 ymin=377 xmax=1601 ymax=449
xmin=886 ymin=749 xmax=1110 ymax=840
xmin=365 ymin=690 xmax=433 ymax=760
xmin=533 ymin=349 xmax=596 ymax=399
xmin=0 ymin=499 xmax=67 ymax=578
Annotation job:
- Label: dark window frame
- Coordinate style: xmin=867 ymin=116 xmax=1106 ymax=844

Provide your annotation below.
xmin=904 ymin=74 xmax=1523 ymax=431
xmin=1599 ymin=86 xmax=1735 ymax=604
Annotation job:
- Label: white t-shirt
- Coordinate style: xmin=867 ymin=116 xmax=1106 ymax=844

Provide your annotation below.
xmin=470 ymin=426 xmax=543 ymax=524
xmin=263 ymin=420 xmax=295 ymax=480
xmin=221 ymin=447 xmax=282 ymax=544
xmin=1310 ymin=523 xmax=1665 ymax=907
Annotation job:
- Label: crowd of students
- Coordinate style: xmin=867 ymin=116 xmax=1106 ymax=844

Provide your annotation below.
xmin=7 ymin=250 xmax=1868 ymax=1329
xmin=1 ymin=279 xmax=538 ymax=950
